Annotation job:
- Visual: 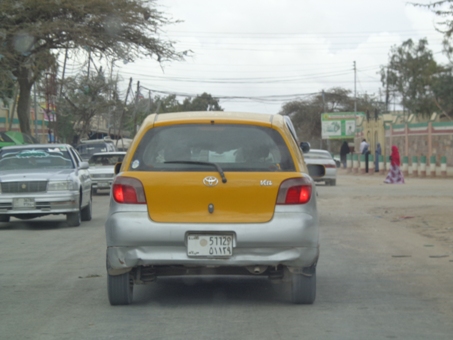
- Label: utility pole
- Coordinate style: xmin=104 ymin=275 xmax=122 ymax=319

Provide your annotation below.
xmin=353 ymin=61 xmax=357 ymax=113
xmin=116 ymin=77 xmax=133 ymax=147
xmin=59 ymin=47 xmax=69 ymax=97
xmin=33 ymin=84 xmax=38 ymax=139
xmin=133 ymin=81 xmax=140 ymax=136
xmin=87 ymin=50 xmax=91 ymax=78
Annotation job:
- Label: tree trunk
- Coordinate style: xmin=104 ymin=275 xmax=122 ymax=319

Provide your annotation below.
xmin=16 ymin=67 xmax=33 ymax=135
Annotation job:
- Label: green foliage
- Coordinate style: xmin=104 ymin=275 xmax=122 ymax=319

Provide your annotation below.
xmin=0 ymin=0 xmax=184 ymax=133
xmin=180 ymin=93 xmax=223 ymax=111
xmin=380 ymin=38 xmax=440 ymax=117
xmin=123 ymin=92 xmax=223 ymax=137
xmin=431 ymin=66 xmax=453 ymax=118
xmin=57 ymin=69 xmax=124 ymax=142
xmin=279 ymin=87 xmax=381 ymax=144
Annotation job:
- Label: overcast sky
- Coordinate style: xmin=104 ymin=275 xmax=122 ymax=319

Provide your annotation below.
xmin=66 ymin=0 xmax=447 ymax=114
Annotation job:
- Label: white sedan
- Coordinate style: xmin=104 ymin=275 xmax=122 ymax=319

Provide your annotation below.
xmin=88 ymin=152 xmax=126 ymax=194
xmin=303 ymin=149 xmax=337 ymax=186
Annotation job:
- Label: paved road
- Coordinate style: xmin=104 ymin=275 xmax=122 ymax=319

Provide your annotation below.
xmin=0 ymin=178 xmax=452 ymax=340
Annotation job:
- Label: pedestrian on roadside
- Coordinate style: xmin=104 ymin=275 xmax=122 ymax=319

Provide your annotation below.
xmin=360 ymin=139 xmax=369 ymax=154
xmin=363 ymin=143 xmax=370 ymax=173
xmin=384 ymin=145 xmax=405 ymax=184
xmin=340 ymin=141 xmax=350 ymax=169
xmin=375 ymin=142 xmax=382 ymax=172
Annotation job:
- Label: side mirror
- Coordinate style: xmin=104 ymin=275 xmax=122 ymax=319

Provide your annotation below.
xmin=79 ymin=161 xmax=89 ymax=170
xmin=114 ymin=162 xmax=122 ymax=175
xmin=300 ymin=142 xmax=310 ymax=153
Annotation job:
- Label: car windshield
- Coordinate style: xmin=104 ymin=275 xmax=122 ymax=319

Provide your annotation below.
xmin=130 ymin=124 xmax=295 ymax=172
xmin=76 ymin=143 xmax=112 ymax=159
xmin=89 ymin=154 xmax=125 ymax=166
xmin=0 ymin=147 xmax=74 ymax=170
xmin=304 ymin=151 xmax=333 ymax=159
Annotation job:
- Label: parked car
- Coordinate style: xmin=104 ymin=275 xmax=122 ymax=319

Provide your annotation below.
xmin=0 ymin=132 xmax=18 ymax=149
xmin=75 ymin=138 xmax=117 ymax=161
xmin=88 ymin=152 xmax=126 ymax=194
xmin=4 ymin=131 xmax=39 ymax=144
xmin=303 ymin=149 xmax=337 ymax=186
xmin=105 ymin=112 xmax=319 ymax=305
xmin=0 ymin=131 xmax=39 ymax=149
xmin=0 ymin=144 xmax=92 ymax=226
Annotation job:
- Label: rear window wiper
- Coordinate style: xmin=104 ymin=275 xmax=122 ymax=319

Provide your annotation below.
xmin=164 ymin=161 xmax=227 ymax=183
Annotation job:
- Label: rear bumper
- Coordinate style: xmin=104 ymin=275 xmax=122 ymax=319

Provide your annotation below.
xmin=91 ymin=180 xmax=113 ymax=190
xmin=105 ymin=206 xmax=319 ymax=275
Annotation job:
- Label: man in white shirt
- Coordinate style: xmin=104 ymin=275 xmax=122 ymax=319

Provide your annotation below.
xmin=360 ymin=139 xmax=369 ymax=154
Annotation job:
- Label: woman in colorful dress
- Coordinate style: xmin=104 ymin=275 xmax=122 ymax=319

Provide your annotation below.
xmin=384 ymin=145 xmax=405 ymax=184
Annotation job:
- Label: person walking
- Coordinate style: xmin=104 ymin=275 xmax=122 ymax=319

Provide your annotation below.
xmin=384 ymin=146 xmax=405 ymax=184
xmin=375 ymin=142 xmax=382 ymax=172
xmin=340 ymin=141 xmax=350 ymax=169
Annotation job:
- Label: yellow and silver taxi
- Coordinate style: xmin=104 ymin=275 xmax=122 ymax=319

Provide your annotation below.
xmin=105 ymin=112 xmax=319 ymax=305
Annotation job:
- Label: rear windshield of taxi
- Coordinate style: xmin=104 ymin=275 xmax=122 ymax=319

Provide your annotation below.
xmin=130 ymin=124 xmax=296 ymax=172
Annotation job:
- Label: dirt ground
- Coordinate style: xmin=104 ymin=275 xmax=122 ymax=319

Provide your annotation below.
xmin=336 ymin=171 xmax=453 ymax=253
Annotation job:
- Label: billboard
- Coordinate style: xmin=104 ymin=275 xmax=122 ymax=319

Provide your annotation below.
xmin=321 ymin=112 xmax=362 ymax=139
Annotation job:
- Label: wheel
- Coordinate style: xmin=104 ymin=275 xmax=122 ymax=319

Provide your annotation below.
xmin=81 ymin=195 xmax=92 ymax=221
xmin=92 ymin=188 xmax=97 ymax=195
xmin=330 ymin=179 xmax=336 ymax=186
xmin=108 ymin=271 xmax=133 ymax=305
xmin=291 ymin=269 xmax=316 ymax=304
xmin=66 ymin=210 xmax=81 ymax=227
xmin=0 ymin=215 xmax=10 ymax=222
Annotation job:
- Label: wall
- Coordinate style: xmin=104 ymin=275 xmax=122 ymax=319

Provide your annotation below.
xmin=357 ymin=117 xmax=453 ymax=166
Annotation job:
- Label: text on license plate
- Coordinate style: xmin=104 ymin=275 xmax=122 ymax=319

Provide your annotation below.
xmin=13 ymin=198 xmax=35 ymax=209
xmin=187 ymin=234 xmax=233 ymax=257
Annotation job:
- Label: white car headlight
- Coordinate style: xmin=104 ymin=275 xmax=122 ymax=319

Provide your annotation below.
xmin=47 ymin=181 xmax=77 ymax=191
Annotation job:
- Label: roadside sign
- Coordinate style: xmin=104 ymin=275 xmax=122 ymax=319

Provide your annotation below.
xmin=321 ymin=112 xmax=363 ymax=139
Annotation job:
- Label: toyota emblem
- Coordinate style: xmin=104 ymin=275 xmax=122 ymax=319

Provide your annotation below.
xmin=203 ymin=176 xmax=219 ymax=187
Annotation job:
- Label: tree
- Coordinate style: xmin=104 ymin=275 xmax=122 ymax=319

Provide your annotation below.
xmin=380 ymin=38 xmax=440 ymax=117
xmin=0 ymin=0 xmax=184 ymax=134
xmin=279 ymin=87 xmax=380 ymax=146
xmin=430 ymin=66 xmax=453 ymax=120
xmin=56 ymin=69 xmax=123 ymax=143
xmin=180 ymin=93 xmax=223 ymax=111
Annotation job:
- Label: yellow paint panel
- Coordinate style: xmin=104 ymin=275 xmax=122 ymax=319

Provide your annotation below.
xmin=127 ymin=171 xmax=301 ymax=223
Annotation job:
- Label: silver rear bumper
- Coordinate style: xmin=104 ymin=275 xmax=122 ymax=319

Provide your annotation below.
xmin=105 ymin=205 xmax=319 ymax=275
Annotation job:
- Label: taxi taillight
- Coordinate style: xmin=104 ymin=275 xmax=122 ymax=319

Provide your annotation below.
xmin=112 ymin=177 xmax=146 ymax=204
xmin=276 ymin=178 xmax=312 ymax=205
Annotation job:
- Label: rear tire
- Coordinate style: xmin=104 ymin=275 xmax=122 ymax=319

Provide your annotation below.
xmin=330 ymin=179 xmax=336 ymax=186
xmin=0 ymin=215 xmax=10 ymax=222
xmin=291 ymin=269 xmax=316 ymax=304
xmin=92 ymin=188 xmax=97 ymax=195
xmin=108 ymin=272 xmax=133 ymax=305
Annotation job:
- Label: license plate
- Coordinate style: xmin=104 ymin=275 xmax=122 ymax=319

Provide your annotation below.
xmin=187 ymin=234 xmax=233 ymax=257
xmin=98 ymin=182 xmax=109 ymax=188
xmin=13 ymin=198 xmax=35 ymax=209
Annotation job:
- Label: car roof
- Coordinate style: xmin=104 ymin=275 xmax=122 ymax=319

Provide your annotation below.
xmin=78 ymin=139 xmax=114 ymax=144
xmin=0 ymin=144 xmax=72 ymax=151
xmin=307 ymin=149 xmax=331 ymax=154
xmin=143 ymin=111 xmax=284 ymax=128
xmin=90 ymin=152 xmax=126 ymax=156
